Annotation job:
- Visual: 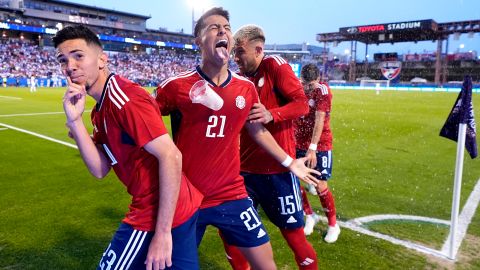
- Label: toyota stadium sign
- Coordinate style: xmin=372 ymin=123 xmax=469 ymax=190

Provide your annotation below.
xmin=340 ymin=19 xmax=437 ymax=35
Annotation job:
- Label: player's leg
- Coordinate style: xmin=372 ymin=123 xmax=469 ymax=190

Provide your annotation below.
xmin=301 ymin=186 xmax=320 ymax=236
xmin=214 ymin=198 xmax=276 ymax=270
xmin=251 ymin=172 xmax=318 ymax=269
xmin=220 ymin=232 xmax=250 ymax=270
xmin=314 ymin=150 xmax=340 ymax=243
xmin=96 ymin=223 xmax=154 ymax=270
xmin=170 ymin=210 xmax=200 ymax=269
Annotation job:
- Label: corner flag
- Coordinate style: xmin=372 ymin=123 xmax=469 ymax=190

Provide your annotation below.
xmin=440 ymin=75 xmax=477 ymax=159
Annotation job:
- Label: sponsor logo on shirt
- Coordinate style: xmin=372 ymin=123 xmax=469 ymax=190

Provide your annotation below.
xmin=308 ymin=99 xmax=315 ymax=107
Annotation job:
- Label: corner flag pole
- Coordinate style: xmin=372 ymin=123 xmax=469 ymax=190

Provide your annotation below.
xmin=448 ymin=123 xmax=467 ymax=260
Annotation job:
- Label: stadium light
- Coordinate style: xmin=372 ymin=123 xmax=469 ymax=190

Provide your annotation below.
xmin=188 ymin=0 xmax=211 ymax=34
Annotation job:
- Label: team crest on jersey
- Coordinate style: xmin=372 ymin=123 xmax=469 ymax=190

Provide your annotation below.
xmin=235 ymin=96 xmax=246 ymax=109
xmin=258 ymin=77 xmax=264 ymax=87
xmin=308 ymin=99 xmax=315 ymax=107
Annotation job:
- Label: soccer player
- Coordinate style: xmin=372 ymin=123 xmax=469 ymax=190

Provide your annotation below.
xmin=54 ymin=25 xmax=203 ymax=270
xmin=222 ymin=24 xmax=319 ymax=269
xmin=29 ymin=73 xmax=36 ymax=92
xmin=154 ymin=7 xmax=320 ymax=270
xmin=295 ymin=63 xmax=340 ymax=243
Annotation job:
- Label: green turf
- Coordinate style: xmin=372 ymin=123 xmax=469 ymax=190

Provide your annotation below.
xmin=0 ymin=87 xmax=479 ymax=269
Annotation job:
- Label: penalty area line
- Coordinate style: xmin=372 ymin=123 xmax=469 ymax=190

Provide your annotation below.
xmin=0 ymin=122 xmax=77 ymax=149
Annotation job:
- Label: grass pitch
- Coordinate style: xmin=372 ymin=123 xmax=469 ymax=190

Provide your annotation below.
xmin=0 ymin=87 xmax=479 ymax=269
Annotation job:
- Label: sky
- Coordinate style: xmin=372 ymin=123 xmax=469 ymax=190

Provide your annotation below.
xmin=68 ymin=0 xmax=480 ymax=58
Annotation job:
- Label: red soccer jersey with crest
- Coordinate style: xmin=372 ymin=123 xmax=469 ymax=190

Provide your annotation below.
xmin=155 ymin=67 xmax=259 ymax=208
xmin=240 ymin=55 xmax=308 ymax=174
xmin=294 ymin=82 xmax=333 ymax=151
xmin=91 ymin=74 xmax=203 ymax=231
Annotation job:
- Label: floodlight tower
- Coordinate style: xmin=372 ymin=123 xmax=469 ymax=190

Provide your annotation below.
xmin=188 ymin=0 xmax=210 ymax=35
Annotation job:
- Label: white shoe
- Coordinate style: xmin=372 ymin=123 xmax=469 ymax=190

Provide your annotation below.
xmin=307 ymin=184 xmax=317 ymax=195
xmin=324 ymin=224 xmax=340 ymax=243
xmin=303 ymin=214 xmax=320 ymax=236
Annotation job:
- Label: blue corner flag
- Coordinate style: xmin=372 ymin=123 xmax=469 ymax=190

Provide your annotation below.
xmin=440 ymin=75 xmax=477 ymax=159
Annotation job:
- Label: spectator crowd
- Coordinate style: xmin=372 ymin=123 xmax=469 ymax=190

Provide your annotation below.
xmin=0 ymin=38 xmax=203 ymax=87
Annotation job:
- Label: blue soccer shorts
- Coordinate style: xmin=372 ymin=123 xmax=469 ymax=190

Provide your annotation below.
xmin=97 ymin=211 xmax=199 ymax=270
xmin=242 ymin=171 xmax=304 ymax=229
xmin=196 ymin=198 xmax=270 ymax=248
xmin=296 ymin=149 xmax=333 ymax=180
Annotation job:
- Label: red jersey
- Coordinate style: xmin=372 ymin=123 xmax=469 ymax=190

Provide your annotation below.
xmin=155 ymin=67 xmax=259 ymax=208
xmin=294 ymin=82 xmax=333 ymax=151
xmin=91 ymin=74 xmax=202 ymax=231
xmin=240 ymin=55 xmax=308 ymax=174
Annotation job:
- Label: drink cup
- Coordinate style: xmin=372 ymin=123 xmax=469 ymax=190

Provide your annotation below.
xmin=189 ymin=80 xmax=224 ymax=111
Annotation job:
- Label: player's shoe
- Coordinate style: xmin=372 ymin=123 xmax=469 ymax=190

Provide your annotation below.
xmin=307 ymin=183 xmax=317 ymax=195
xmin=303 ymin=214 xmax=320 ymax=236
xmin=324 ymin=224 xmax=340 ymax=243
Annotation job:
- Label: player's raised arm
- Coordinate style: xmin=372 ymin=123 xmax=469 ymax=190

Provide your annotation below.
xmin=245 ymin=122 xmax=320 ymax=186
xmin=63 ymin=77 xmax=111 ymax=178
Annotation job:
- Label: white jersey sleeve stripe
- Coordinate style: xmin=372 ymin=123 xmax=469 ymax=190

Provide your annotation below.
xmin=102 ymin=144 xmax=118 ymax=165
xmin=160 ymin=69 xmax=196 ymax=88
xmin=108 ymin=81 xmax=126 ymax=106
xmin=111 ymin=76 xmax=130 ymax=102
xmin=107 ymin=84 xmax=122 ymax=110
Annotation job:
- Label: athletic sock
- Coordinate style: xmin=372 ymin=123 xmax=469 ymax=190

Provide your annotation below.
xmin=280 ymin=228 xmax=318 ymax=269
xmin=219 ymin=231 xmax=250 ymax=270
xmin=301 ymin=186 xmax=314 ymax=215
xmin=319 ymin=188 xmax=337 ymax=226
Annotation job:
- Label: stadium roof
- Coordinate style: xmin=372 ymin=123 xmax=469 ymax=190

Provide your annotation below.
xmin=317 ymin=19 xmax=480 ymax=44
xmin=42 ymin=0 xmax=151 ymax=19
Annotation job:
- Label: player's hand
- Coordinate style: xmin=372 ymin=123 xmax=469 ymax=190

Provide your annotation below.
xmin=63 ymin=76 xmax=86 ymax=125
xmin=305 ymin=149 xmax=317 ymax=168
xmin=145 ymin=231 xmax=172 ymax=270
xmin=289 ymin=157 xmax=321 ymax=186
xmin=247 ymin=103 xmax=273 ymax=124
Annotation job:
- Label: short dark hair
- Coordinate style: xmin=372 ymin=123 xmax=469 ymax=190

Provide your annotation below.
xmin=52 ymin=25 xmax=102 ymax=48
xmin=301 ymin=64 xmax=320 ymax=82
xmin=194 ymin=7 xmax=230 ymax=38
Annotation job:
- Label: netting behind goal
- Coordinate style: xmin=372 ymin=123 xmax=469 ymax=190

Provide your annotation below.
xmin=360 ymin=79 xmax=390 ymax=89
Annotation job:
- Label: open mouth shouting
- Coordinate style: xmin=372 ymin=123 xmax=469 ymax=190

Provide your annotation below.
xmin=215 ymin=39 xmax=229 ymax=61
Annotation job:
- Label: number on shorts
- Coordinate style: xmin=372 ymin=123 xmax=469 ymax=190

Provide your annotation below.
xmin=240 ymin=207 xmax=261 ymax=231
xmin=322 ymin=156 xmax=328 ymax=168
xmin=278 ymin=195 xmax=296 ymax=215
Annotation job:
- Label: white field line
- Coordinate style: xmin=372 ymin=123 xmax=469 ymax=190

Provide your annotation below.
xmin=0 ymin=110 xmax=91 ymax=117
xmin=351 ymin=214 xmax=450 ymax=226
xmin=0 ymin=111 xmax=65 ymax=117
xmin=441 ymin=178 xmax=480 ymax=258
xmin=0 ymin=122 xmax=77 ymax=149
xmin=313 ymin=178 xmax=480 ymax=261
xmin=0 ymin=127 xmax=7 ymax=131
xmin=0 ymin=95 xmax=22 ymax=100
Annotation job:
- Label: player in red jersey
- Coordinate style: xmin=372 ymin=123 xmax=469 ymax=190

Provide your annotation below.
xmin=295 ymin=64 xmax=340 ymax=243
xmin=220 ymin=25 xmax=319 ymax=270
xmin=54 ymin=25 xmax=203 ymax=270
xmin=154 ymin=8 xmax=320 ymax=270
